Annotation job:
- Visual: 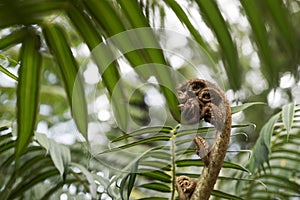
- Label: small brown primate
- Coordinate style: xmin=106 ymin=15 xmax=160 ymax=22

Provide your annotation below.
xmin=175 ymin=79 xmax=232 ymax=200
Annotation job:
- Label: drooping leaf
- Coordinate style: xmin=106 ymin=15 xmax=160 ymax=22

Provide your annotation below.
xmin=67 ymin=4 xmax=123 ymax=98
xmin=85 ymin=0 xmax=150 ymax=76
xmin=248 ymin=112 xmax=281 ymax=173
xmin=35 ymin=132 xmax=50 ymax=154
xmin=240 ymin=0 xmax=278 ymax=87
xmin=117 ymin=0 xmax=149 ymax=28
xmin=18 ymin=0 xmax=67 ymax=16
xmin=67 ymin=4 xmax=102 ymax=50
xmin=50 ymin=142 xmax=70 ymax=179
xmin=281 ymin=102 xmax=295 ymax=140
xmin=71 ymin=162 xmax=97 ymax=199
xmin=68 ymin=4 xmax=130 ymax=132
xmin=163 ymin=0 xmax=215 ymax=61
xmin=16 ymin=28 xmax=42 ymax=158
xmin=116 ymin=0 xmax=169 ymax=67
xmin=72 ymin=1 xmax=130 ymax=130
xmin=0 ymin=0 xmax=67 ymax=29
xmin=42 ymin=24 xmax=88 ymax=139
xmin=0 ymin=28 xmax=27 ymax=50
xmin=128 ymin=86 xmax=151 ymax=126
xmin=36 ymin=133 xmax=71 ymax=180
xmin=195 ymin=0 xmax=241 ymax=90
xmin=85 ymin=0 xmax=181 ymax=121
xmin=35 ymin=132 xmax=70 ymax=179
xmin=264 ymin=0 xmax=297 ymax=58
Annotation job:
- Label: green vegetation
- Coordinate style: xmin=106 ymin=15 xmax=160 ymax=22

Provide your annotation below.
xmin=0 ymin=0 xmax=299 ymax=199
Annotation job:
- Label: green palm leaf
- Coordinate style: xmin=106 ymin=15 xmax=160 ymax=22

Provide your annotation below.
xmin=0 ymin=28 xmax=27 ymax=50
xmin=163 ymin=0 xmax=212 ymax=58
xmin=101 ymin=102 xmax=263 ymax=199
xmin=195 ymin=0 xmax=241 ymax=90
xmin=42 ymin=24 xmax=88 ymax=139
xmin=16 ymin=28 xmax=42 ymax=158
xmin=240 ymin=0 xmax=278 ymax=87
xmin=241 ymin=104 xmax=300 ymax=199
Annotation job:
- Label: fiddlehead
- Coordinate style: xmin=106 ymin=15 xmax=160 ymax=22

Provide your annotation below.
xmin=175 ymin=176 xmax=197 ymax=200
xmin=175 ymin=79 xmax=232 ymax=200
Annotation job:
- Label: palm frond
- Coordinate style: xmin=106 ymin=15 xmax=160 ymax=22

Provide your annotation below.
xmin=0 ymin=124 xmax=113 ymax=199
xmin=239 ymin=103 xmax=300 ymax=199
xmin=16 ymin=28 xmax=42 ymax=158
xmin=100 ymin=103 xmax=260 ymax=199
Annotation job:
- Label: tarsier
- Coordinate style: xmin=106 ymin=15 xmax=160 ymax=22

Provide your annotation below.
xmin=175 ymin=79 xmax=232 ymax=200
